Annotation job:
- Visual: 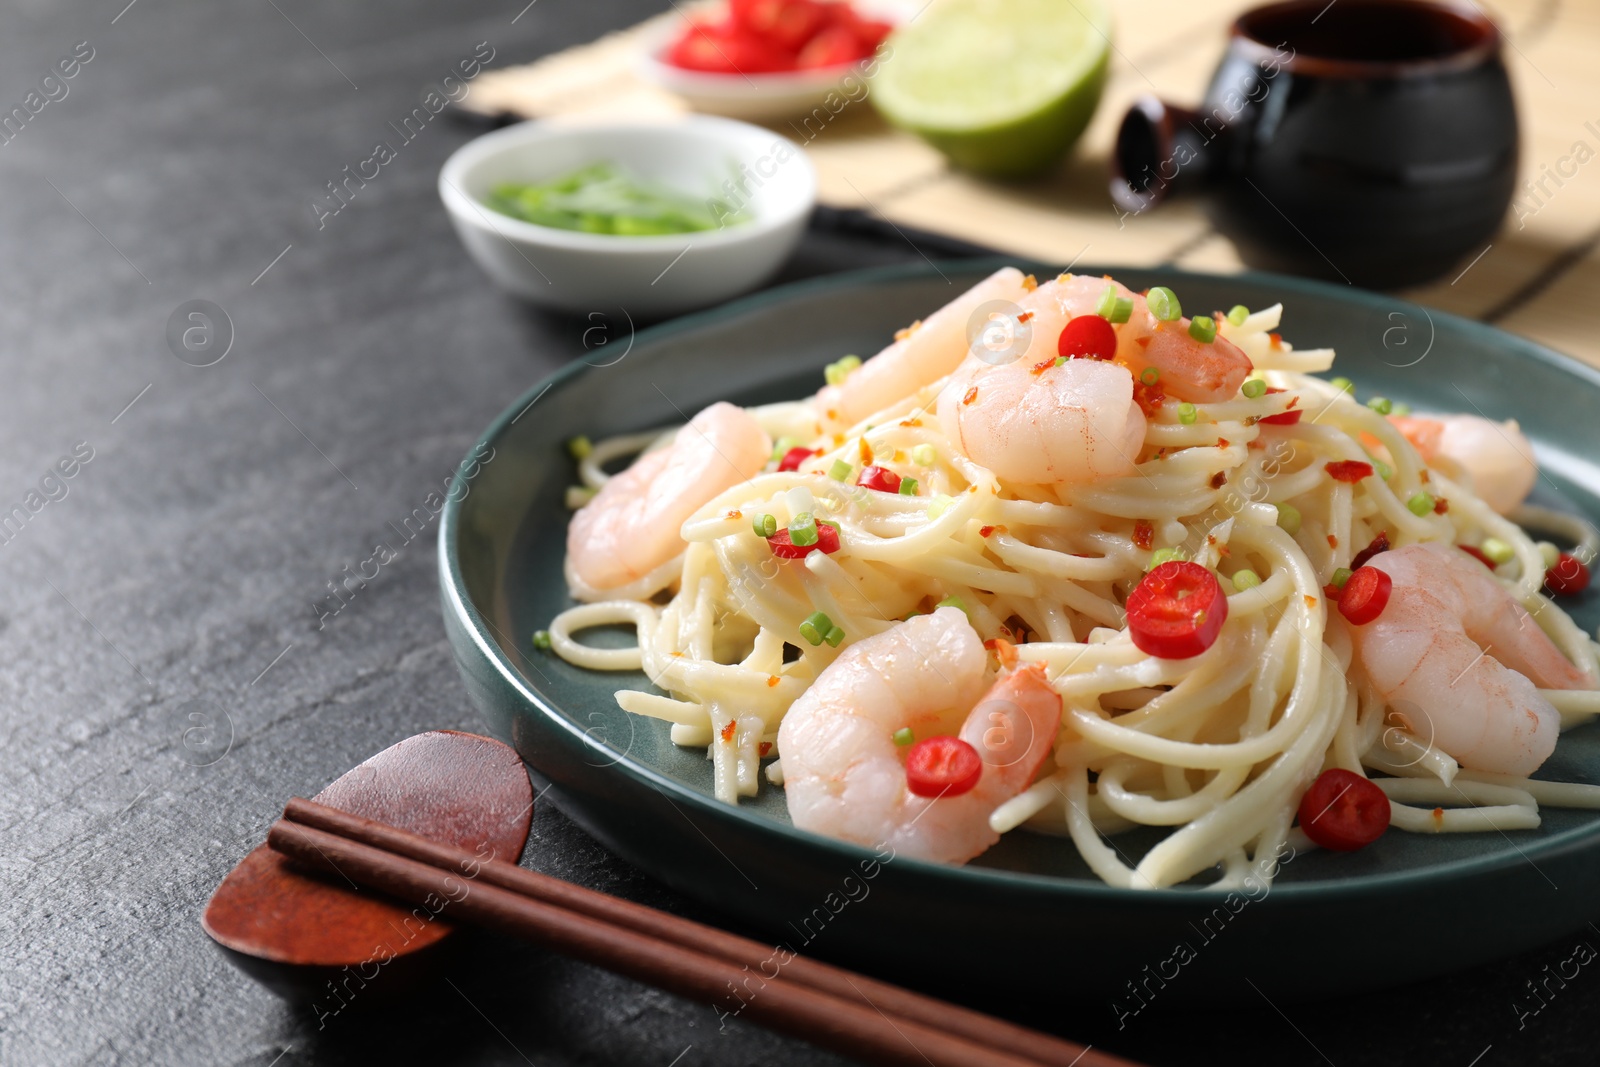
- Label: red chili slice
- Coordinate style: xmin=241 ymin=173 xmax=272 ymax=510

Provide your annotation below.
xmin=796 ymin=24 xmax=865 ymax=67
xmin=1459 ymin=544 xmax=1496 ymax=569
xmin=1126 ymin=561 xmax=1228 ymax=659
xmin=1349 ymin=531 xmax=1390 ymax=571
xmin=1325 ymin=460 xmax=1374 ymax=483
xmin=1297 ymin=768 xmax=1390 ymax=851
xmin=1337 ymin=565 xmax=1392 ymax=625
xmin=1546 ymin=552 xmax=1591 ymax=596
xmin=1057 ymin=314 xmax=1117 ymax=361
xmin=856 ymin=465 xmax=901 ymax=493
xmin=1259 ymin=409 xmax=1303 ymax=426
xmin=904 ymin=735 xmax=983 ymax=798
xmin=767 ymin=521 xmax=840 ymax=559
xmin=666 ymin=19 xmax=795 ymax=73
xmin=732 ymin=0 xmax=827 ymax=52
xmin=777 ymin=446 xmax=816 ymax=472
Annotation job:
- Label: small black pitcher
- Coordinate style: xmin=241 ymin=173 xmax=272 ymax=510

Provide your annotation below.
xmin=1110 ymin=0 xmax=1517 ymax=289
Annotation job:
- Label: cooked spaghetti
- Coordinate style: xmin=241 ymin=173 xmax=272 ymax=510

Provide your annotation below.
xmin=545 ymin=268 xmax=1600 ymax=889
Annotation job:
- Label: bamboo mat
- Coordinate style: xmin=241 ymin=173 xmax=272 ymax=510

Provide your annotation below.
xmin=464 ymin=0 xmax=1600 ymax=365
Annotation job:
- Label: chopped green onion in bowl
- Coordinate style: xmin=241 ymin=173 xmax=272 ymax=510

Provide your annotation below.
xmin=484 ymin=162 xmax=745 ymax=235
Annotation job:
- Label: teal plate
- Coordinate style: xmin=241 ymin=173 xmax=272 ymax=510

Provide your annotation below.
xmin=439 ymin=260 xmax=1600 ymax=1006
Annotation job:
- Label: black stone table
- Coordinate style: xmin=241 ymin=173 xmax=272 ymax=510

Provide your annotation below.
xmin=1 ymin=1 xmax=1594 ymax=1064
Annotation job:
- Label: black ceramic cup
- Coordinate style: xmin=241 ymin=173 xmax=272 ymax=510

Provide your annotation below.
xmin=1110 ymin=0 xmax=1517 ymax=289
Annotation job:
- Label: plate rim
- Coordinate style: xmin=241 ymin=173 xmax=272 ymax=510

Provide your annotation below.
xmin=439 ymin=256 xmax=1600 ymax=901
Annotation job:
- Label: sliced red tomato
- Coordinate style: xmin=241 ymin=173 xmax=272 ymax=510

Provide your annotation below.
xmin=1126 ymin=561 xmax=1228 ymax=659
xmin=904 ymin=735 xmax=983 ymax=798
xmin=1297 ymin=768 xmax=1390 ymax=851
xmin=1057 ymin=314 xmax=1117 ymax=362
xmin=856 ymin=465 xmax=901 ymax=493
xmin=1337 ymin=565 xmax=1392 ymax=625
xmin=1547 ymin=552 xmax=1591 ymax=596
xmin=767 ymin=521 xmax=840 ymax=559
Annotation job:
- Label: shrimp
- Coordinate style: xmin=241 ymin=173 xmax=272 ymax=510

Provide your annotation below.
xmin=1027 ymin=274 xmax=1254 ymax=403
xmin=778 ymin=607 xmax=1063 ymax=865
xmin=936 ymin=350 xmax=1147 ymax=485
xmin=567 ymin=402 xmax=770 ymax=596
xmin=1349 ymin=542 xmax=1593 ymax=776
xmin=1117 ymin=303 xmax=1253 ymax=404
xmin=1390 ymin=413 xmax=1538 ymax=515
xmin=815 ymin=267 xmax=1031 ymax=429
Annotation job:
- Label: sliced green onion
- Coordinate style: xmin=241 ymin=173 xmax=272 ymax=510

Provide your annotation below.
xmin=1241 ymin=379 xmax=1267 ymax=399
xmin=824 ymin=626 xmax=845 ymax=647
xmin=1110 ymin=297 xmax=1133 ymax=323
xmin=1367 ymin=396 xmax=1393 ymax=415
xmin=1481 ymin=537 xmax=1515 ymax=565
xmin=1275 ymin=502 xmax=1301 ymax=536
xmin=799 ymin=610 xmax=832 ymax=646
xmin=1539 ymin=541 xmax=1561 ymax=570
xmin=1331 ymin=567 xmax=1353 ymax=589
xmin=1148 ymin=546 xmax=1188 ymax=569
xmin=752 ymin=512 xmax=778 ymax=537
xmin=1329 ymin=376 xmax=1353 ymax=394
xmin=566 ymin=435 xmax=593 ymax=460
xmin=1177 ymin=402 xmax=1198 ymax=425
xmin=824 ymin=354 xmax=862 ymax=387
xmin=1054 ymin=355 xmax=1068 ymax=367
xmin=789 ymin=512 xmax=819 ymax=547
xmin=1232 ymin=568 xmax=1262 ymax=591
xmin=899 ymin=477 xmax=919 ymax=496
xmin=893 ymin=726 xmax=914 ymax=746
xmin=1391 ymin=402 xmax=1412 ymax=416
xmin=1141 ymin=367 xmax=1160 ymax=385
xmin=1094 ymin=284 xmax=1119 ymax=321
xmin=911 ymin=444 xmax=936 ymax=466
xmin=1188 ymin=315 xmax=1217 ymax=344
xmin=928 ymin=494 xmax=955 ymax=519
xmin=1226 ymin=305 xmax=1250 ymax=327
xmin=829 ymin=459 xmax=852 ymax=481
xmin=1372 ymin=458 xmax=1393 ymax=482
xmin=935 ymin=595 xmax=968 ymax=614
xmin=1406 ymin=491 xmax=1435 ymax=517
xmin=771 ymin=436 xmax=802 ymax=461
xmin=532 ymin=630 xmax=552 ymax=650
xmin=1147 ymin=286 xmax=1181 ymax=321
xmin=564 ymin=485 xmax=596 ymax=509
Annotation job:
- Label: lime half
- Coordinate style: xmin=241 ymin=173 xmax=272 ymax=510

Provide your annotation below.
xmin=872 ymin=0 xmax=1112 ymax=179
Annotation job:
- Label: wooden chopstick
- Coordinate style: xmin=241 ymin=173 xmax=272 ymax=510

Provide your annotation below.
xmin=270 ymin=797 xmax=1140 ymax=1067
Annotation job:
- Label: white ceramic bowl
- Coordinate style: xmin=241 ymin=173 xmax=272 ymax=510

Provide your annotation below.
xmin=636 ymin=34 xmax=866 ymax=123
xmin=632 ymin=1 xmax=907 ymax=122
xmin=438 ymin=116 xmax=815 ymax=318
